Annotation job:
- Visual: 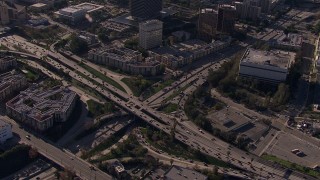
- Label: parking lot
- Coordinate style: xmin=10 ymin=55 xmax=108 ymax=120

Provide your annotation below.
xmin=265 ymin=132 xmax=320 ymax=167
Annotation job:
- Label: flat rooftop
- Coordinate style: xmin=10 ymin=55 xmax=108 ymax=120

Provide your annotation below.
xmin=241 ymin=48 xmax=295 ymax=69
xmin=274 ymin=33 xmax=303 ymax=47
xmin=74 ymin=2 xmax=103 ymax=12
xmin=164 ymin=166 xmax=207 ymax=180
xmin=58 ymin=2 xmax=103 ymax=13
xmin=30 ymin=3 xmax=47 ymax=8
xmin=59 ymin=7 xmax=83 ymax=13
xmin=152 ymin=38 xmax=228 ymax=58
xmin=140 ymin=19 xmax=162 ymax=26
xmin=6 ymin=85 xmax=77 ymax=122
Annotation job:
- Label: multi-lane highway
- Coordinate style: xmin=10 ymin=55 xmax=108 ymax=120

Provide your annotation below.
xmin=0 ymin=22 xmax=317 ymax=180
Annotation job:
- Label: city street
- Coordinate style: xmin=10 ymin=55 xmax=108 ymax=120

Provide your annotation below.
xmin=1 ymin=116 xmax=112 ymax=180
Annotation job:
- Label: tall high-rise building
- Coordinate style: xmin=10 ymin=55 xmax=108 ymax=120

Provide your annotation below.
xmin=130 ymin=0 xmax=162 ymax=20
xmin=139 ymin=19 xmax=163 ymax=50
xmin=217 ymin=5 xmax=236 ymax=34
xmin=235 ymin=0 xmax=261 ymax=21
xmin=0 ymin=0 xmax=26 ymax=25
xmin=197 ymin=8 xmax=218 ymax=42
xmin=259 ymin=0 xmax=271 ymax=13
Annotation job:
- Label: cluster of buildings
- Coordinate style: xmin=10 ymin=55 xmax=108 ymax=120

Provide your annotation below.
xmin=0 ymin=0 xmax=27 ymax=25
xmin=239 ymin=48 xmax=295 ymax=83
xmin=0 ymin=119 xmax=12 ymax=144
xmin=0 ymin=70 xmax=27 ymax=101
xmin=151 ymin=38 xmax=231 ymax=69
xmin=197 ymin=5 xmax=236 ymax=41
xmin=54 ymin=3 xmax=104 ymax=24
xmin=269 ymin=32 xmax=303 ymax=51
xmin=88 ymin=47 xmax=162 ymax=76
xmin=6 ymin=84 xmax=78 ymax=131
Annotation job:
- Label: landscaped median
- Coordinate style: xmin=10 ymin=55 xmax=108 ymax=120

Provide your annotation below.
xmin=159 ymin=103 xmax=179 ymax=113
xmin=78 ymin=63 xmax=126 ymax=92
xmin=262 ymin=154 xmax=320 ymax=178
xmin=121 ymin=77 xmax=153 ymax=97
xmin=140 ymin=126 xmax=230 ymax=168
xmin=81 ymin=125 xmax=130 ymax=160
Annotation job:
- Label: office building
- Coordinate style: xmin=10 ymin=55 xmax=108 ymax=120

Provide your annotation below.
xmin=217 ymin=5 xmax=236 ymax=34
xmin=0 ymin=70 xmax=27 ymax=101
xmin=0 ymin=0 xmax=26 ymax=25
xmin=0 ymin=56 xmax=17 ymax=72
xmin=29 ymin=3 xmax=48 ymax=12
xmin=139 ymin=19 xmax=163 ymax=50
xmin=6 ymin=85 xmax=78 ymax=132
xmin=164 ymin=166 xmax=208 ymax=180
xmin=130 ymin=0 xmax=162 ymax=20
xmin=197 ymin=8 xmax=218 ymax=41
xmin=239 ymin=48 xmax=295 ymax=83
xmin=88 ymin=47 xmax=162 ymax=76
xmin=55 ymin=3 xmax=103 ymax=24
xmin=260 ymin=0 xmax=271 ymax=13
xmin=78 ymin=31 xmax=98 ymax=45
xmin=0 ymin=119 xmax=12 ymax=143
xmin=235 ymin=0 xmax=261 ymax=21
xmin=28 ymin=18 xmax=49 ymax=27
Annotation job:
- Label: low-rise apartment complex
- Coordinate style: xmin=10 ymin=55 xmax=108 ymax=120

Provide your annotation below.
xmin=150 ymin=38 xmax=231 ymax=69
xmin=88 ymin=47 xmax=162 ymax=76
xmin=0 ymin=56 xmax=17 ymax=72
xmin=6 ymin=85 xmax=78 ymax=131
xmin=239 ymin=48 xmax=295 ymax=83
xmin=0 ymin=70 xmax=27 ymax=101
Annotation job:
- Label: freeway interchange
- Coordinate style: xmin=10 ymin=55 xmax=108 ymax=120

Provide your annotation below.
xmin=0 ymin=33 xmax=317 ymax=180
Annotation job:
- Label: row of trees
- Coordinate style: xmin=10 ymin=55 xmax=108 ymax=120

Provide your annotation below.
xmin=0 ymin=145 xmax=38 ymax=178
xmin=69 ymin=34 xmax=89 ymax=55
xmin=87 ymin=99 xmax=115 ymax=118
xmin=109 ymin=135 xmax=148 ymax=159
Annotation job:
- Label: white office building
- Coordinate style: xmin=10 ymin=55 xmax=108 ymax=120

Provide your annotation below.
xmin=0 ymin=119 xmax=12 ymax=143
xmin=239 ymin=48 xmax=295 ymax=83
xmin=55 ymin=3 xmax=103 ymax=24
xmin=139 ymin=19 xmax=163 ymax=50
